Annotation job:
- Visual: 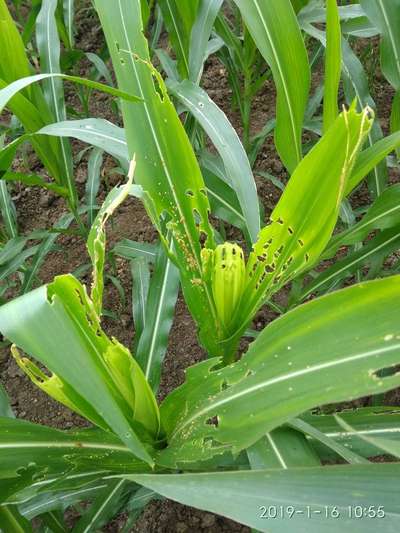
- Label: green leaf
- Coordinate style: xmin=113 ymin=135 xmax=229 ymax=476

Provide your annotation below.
xmin=0 ymin=73 xmax=142 ymax=116
xmin=0 ymin=504 xmax=33 ymax=532
xmin=303 ymin=23 xmax=388 ymax=197
xmin=0 ymin=275 xmax=159 ymax=464
xmin=0 ymin=382 xmax=13 ymax=418
xmin=157 ymin=0 xmax=199 ymax=78
xmin=39 ymin=119 xmax=129 ymax=168
xmin=37 ymin=0 xmax=75 ymax=207
xmin=324 ymin=185 xmax=400 ymax=259
xmin=159 ymin=276 xmax=400 ymax=466
xmin=0 ymin=180 xmax=17 ymax=238
xmin=1 ymin=171 xmax=68 ymax=196
xmin=232 ymin=0 xmax=310 ymax=172
xmin=85 ymin=147 xmax=104 ymax=227
xmin=93 ymin=0 xmax=223 ymax=356
xmin=247 ymin=428 xmax=320 ymax=469
xmin=131 ymin=258 xmax=150 ymax=349
xmin=323 ymin=0 xmax=341 ymax=132
xmin=127 ymin=464 xmax=400 ymax=532
xmin=135 ymin=241 xmax=180 ymax=392
xmin=334 ymin=413 xmax=400 ymax=460
xmin=71 ymin=479 xmax=129 ymax=533
xmin=289 ymin=418 xmax=369 ymax=465
xmin=63 ymin=0 xmax=75 ymax=48
xmin=302 ymin=227 xmax=400 ymax=299
xmin=390 ymin=90 xmax=400 ymax=159
xmin=361 ymin=0 xmax=400 ymax=90
xmin=189 ymin=0 xmax=224 ymax=83
xmin=303 ymin=407 xmax=400 ymax=460
xmin=168 ymin=79 xmax=260 ymax=242
xmin=113 ymin=239 xmax=157 ymax=263
xmin=21 ymin=212 xmax=74 ymax=294
xmin=226 ymin=106 xmax=372 ymax=348
xmin=0 ymin=417 xmax=148 ymax=500
xmin=347 ymin=130 xmax=400 ymax=194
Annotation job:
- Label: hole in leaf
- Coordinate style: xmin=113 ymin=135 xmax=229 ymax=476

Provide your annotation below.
xmin=220 ymin=379 xmax=230 ymax=391
xmin=206 ymin=416 xmax=219 ymax=427
xmin=374 ymin=365 xmax=400 ymax=379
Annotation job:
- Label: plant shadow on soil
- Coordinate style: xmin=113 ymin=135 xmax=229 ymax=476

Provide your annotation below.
xmin=1 ymin=2 xmax=400 ymax=531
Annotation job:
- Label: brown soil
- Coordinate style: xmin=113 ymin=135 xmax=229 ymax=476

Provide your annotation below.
xmin=1 ymin=2 xmax=399 ymax=532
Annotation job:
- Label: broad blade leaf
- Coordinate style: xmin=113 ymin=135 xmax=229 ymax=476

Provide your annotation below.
xmin=128 ymin=464 xmax=400 ymax=532
xmin=159 ymin=276 xmax=400 ymax=466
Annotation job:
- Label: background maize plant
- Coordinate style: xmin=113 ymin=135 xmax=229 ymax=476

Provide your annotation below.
xmin=1 ymin=0 xmax=400 ymax=531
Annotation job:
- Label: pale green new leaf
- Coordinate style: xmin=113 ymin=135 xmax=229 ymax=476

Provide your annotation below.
xmin=227 ymin=106 xmax=372 ymax=344
xmin=87 ymin=159 xmax=136 ymax=317
xmin=232 ymin=0 xmax=310 ymax=172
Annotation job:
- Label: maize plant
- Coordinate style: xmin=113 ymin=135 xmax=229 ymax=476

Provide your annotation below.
xmin=1 ymin=0 xmax=400 ymax=531
xmin=1 ymin=162 xmax=400 ymax=530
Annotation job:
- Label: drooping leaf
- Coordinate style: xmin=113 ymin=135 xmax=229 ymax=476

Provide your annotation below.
xmin=0 ymin=274 xmax=159 ymax=464
xmin=128 ymin=464 xmax=400 ymax=532
xmin=87 ymin=159 xmax=136 ymax=317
